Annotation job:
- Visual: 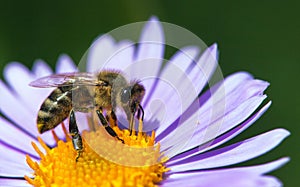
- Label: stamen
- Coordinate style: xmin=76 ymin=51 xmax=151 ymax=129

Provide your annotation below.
xmin=51 ymin=130 xmax=60 ymax=143
xmin=31 ymin=142 xmax=45 ymax=161
xmin=25 ymin=122 xmax=168 ymax=187
xmin=61 ymin=122 xmax=71 ymax=141
xmin=37 ymin=137 xmax=50 ymax=154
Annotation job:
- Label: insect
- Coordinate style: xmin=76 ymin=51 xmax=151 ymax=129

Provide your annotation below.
xmin=30 ymin=70 xmax=145 ymax=160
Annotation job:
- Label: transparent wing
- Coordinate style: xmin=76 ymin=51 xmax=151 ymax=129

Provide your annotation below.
xmin=29 ymin=72 xmax=106 ymax=88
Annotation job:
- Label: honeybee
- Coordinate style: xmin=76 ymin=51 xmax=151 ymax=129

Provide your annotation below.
xmin=30 ymin=70 xmax=145 ymax=159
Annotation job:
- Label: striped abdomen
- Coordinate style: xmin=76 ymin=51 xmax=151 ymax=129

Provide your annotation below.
xmin=37 ymin=86 xmax=73 ymax=133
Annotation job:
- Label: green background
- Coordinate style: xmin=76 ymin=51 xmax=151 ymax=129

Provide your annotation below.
xmin=0 ymin=1 xmax=299 ymax=186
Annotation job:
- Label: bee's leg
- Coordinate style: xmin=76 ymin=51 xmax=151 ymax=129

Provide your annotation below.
xmin=138 ymin=104 xmax=144 ymax=121
xmin=69 ymin=110 xmax=83 ymax=161
xmin=129 ymin=104 xmax=144 ymax=135
xmin=129 ymin=105 xmax=137 ymax=136
xmin=96 ymin=110 xmax=124 ymax=143
xmin=129 ymin=114 xmax=134 ymax=136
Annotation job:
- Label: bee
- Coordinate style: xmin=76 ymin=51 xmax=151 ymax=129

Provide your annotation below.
xmin=30 ymin=70 xmax=145 ymax=159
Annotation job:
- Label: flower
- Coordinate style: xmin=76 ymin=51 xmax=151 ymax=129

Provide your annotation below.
xmin=0 ymin=17 xmax=289 ymax=187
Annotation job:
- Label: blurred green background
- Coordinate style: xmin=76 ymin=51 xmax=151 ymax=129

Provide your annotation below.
xmin=0 ymin=1 xmax=298 ymax=186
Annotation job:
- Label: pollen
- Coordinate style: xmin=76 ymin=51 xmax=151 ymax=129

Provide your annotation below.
xmin=25 ymin=121 xmax=169 ymax=187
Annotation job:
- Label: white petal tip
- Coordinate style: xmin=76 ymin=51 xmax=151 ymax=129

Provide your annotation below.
xmin=265 ymin=100 xmax=272 ymax=107
xmin=210 ymin=43 xmax=218 ymax=50
xmin=268 ymin=129 xmax=290 ymax=143
xmin=58 ymin=54 xmax=71 ymax=60
xmin=280 ymin=157 xmax=291 ymax=163
xmin=149 ymin=16 xmax=159 ymax=22
xmin=277 ymin=128 xmax=291 ymax=137
xmin=4 ymin=62 xmax=22 ymax=72
xmin=204 ymin=43 xmax=218 ymax=60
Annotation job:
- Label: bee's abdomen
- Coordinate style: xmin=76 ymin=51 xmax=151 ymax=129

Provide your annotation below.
xmin=37 ymin=87 xmax=72 ymax=133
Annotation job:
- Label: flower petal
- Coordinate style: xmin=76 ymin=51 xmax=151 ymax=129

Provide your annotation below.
xmin=56 ymin=54 xmax=78 ymax=73
xmin=183 ymin=94 xmax=267 ymax=152
xmin=3 ymin=62 xmax=45 ymax=111
xmin=169 ymin=157 xmax=289 ymax=176
xmin=161 ymin=95 xmax=267 ymax=157
xmin=218 ymin=157 xmax=290 ymax=175
xmin=134 ymin=16 xmax=164 ymax=77
xmin=87 ymin=34 xmax=117 ymax=72
xmin=116 ymin=17 xmax=166 ymax=113
xmin=156 ymin=71 xmax=261 ymax=141
xmin=167 ymin=46 xmax=200 ymax=75
xmin=166 ymin=158 xmax=288 ymax=186
xmin=168 ymin=101 xmax=272 ymax=164
xmin=199 ymin=71 xmax=256 ymax=113
xmin=2 ymin=61 xmax=54 ymax=112
xmin=0 ymin=79 xmax=57 ymax=146
xmin=188 ymin=43 xmax=218 ymax=94
xmin=196 ymin=77 xmax=269 ymax=132
xmin=31 ymin=60 xmax=55 ymax=106
xmin=152 ymin=44 xmax=218 ymax=136
xmin=140 ymin=46 xmax=200 ymax=132
xmin=163 ymin=171 xmax=282 ymax=187
xmin=99 ymin=40 xmax=135 ymax=71
xmin=0 ymin=79 xmax=39 ymax=136
xmin=0 ymin=116 xmax=40 ymax=158
xmin=32 ymin=59 xmax=53 ymax=77
xmin=0 ymin=179 xmax=31 ymax=187
xmin=4 ymin=58 xmax=78 ymax=145
xmin=167 ymin=129 xmax=290 ymax=171
xmin=0 ymin=143 xmax=34 ymax=177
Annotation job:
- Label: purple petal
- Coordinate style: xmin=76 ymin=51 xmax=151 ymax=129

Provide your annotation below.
xmin=189 ymin=43 xmax=218 ymax=94
xmin=135 ymin=16 xmax=164 ymax=62
xmin=167 ymin=129 xmax=289 ymax=171
xmin=163 ymin=171 xmax=282 ymax=187
xmin=0 ymin=116 xmax=40 ymax=158
xmin=168 ymin=101 xmax=271 ymax=164
xmin=157 ymin=71 xmax=264 ymax=142
xmin=158 ymin=70 xmax=269 ymax=148
xmin=179 ymin=94 xmax=267 ymax=151
xmin=140 ymin=46 xmax=200 ymax=132
xmin=167 ymin=46 xmax=200 ymax=73
xmin=32 ymin=60 xmax=55 ymax=103
xmin=196 ymin=78 xmax=269 ymax=129
xmin=87 ymin=34 xmax=118 ymax=72
xmin=0 ymin=143 xmax=35 ymax=177
xmin=0 ymin=179 xmax=31 ymax=187
xmin=153 ymin=44 xmax=218 ymax=136
xmin=134 ymin=16 xmax=164 ymax=78
xmin=0 ymin=79 xmax=39 ymax=136
xmin=199 ymin=71 xmax=257 ymax=113
xmin=161 ymin=95 xmax=267 ymax=157
xmin=32 ymin=59 xmax=53 ymax=77
xmin=56 ymin=54 xmax=78 ymax=73
xmin=0 ymin=79 xmax=57 ymax=146
xmin=213 ymin=157 xmax=290 ymax=175
xmin=168 ymin=157 xmax=289 ymax=175
xmin=3 ymin=62 xmax=49 ymax=112
xmin=142 ymin=46 xmax=199 ymax=130
xmin=98 ymin=40 xmax=135 ymax=71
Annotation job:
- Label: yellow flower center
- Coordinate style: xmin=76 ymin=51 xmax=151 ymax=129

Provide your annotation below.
xmin=25 ymin=121 xmax=169 ymax=187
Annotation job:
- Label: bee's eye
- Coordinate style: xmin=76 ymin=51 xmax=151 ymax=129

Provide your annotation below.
xmin=120 ymin=87 xmax=131 ymax=103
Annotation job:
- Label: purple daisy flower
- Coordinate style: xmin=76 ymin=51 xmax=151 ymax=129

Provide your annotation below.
xmin=0 ymin=17 xmax=289 ymax=187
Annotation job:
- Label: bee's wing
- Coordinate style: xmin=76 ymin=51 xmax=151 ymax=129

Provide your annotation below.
xmin=29 ymin=72 xmax=106 ymax=88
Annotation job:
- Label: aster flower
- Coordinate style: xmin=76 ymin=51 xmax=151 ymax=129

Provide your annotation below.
xmin=0 ymin=17 xmax=289 ymax=187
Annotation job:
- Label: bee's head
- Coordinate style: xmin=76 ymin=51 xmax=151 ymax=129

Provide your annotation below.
xmin=120 ymin=87 xmax=131 ymax=104
xmin=120 ymin=83 xmax=145 ymax=105
xmin=120 ymin=83 xmax=145 ymax=117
